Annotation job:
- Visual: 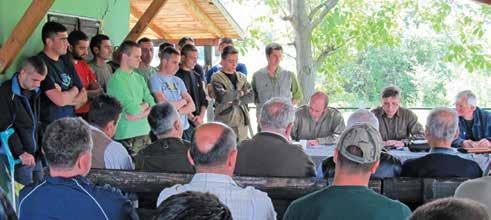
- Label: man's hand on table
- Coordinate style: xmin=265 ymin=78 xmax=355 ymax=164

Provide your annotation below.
xmin=384 ymin=140 xmax=405 ymax=148
xmin=307 ymin=139 xmax=320 ymax=147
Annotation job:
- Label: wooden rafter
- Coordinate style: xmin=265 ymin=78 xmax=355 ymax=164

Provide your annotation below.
xmin=183 ymin=0 xmax=224 ymax=38
xmin=125 ymin=0 xmax=168 ymax=41
xmin=0 ymin=0 xmax=55 ymax=74
xmin=130 ymin=3 xmax=171 ymax=40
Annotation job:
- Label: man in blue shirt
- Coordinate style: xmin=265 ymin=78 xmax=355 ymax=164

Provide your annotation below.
xmin=453 ymin=90 xmax=491 ymax=148
xmin=18 ymin=118 xmax=138 ymax=220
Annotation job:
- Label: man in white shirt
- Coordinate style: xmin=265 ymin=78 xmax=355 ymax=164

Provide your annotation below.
xmin=156 ymin=122 xmax=276 ymax=220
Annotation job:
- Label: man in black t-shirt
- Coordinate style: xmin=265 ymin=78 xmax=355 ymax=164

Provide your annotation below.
xmin=37 ymin=22 xmax=86 ymax=129
xmin=176 ymin=44 xmax=208 ymax=140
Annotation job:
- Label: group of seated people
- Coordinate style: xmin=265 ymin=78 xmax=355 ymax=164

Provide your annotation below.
xmin=0 ymin=20 xmax=490 ymax=219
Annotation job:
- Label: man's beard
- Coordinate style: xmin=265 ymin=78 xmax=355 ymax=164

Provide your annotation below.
xmin=71 ymin=52 xmax=84 ymax=60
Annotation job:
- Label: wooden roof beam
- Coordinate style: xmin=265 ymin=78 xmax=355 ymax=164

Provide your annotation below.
xmin=125 ymin=0 xmax=168 ymax=41
xmin=183 ymin=0 xmax=224 ymax=38
xmin=129 ymin=3 xmax=171 ymax=40
xmin=0 ymin=0 xmax=55 ymax=74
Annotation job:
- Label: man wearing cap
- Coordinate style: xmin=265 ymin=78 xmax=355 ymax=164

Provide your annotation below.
xmin=284 ymin=123 xmax=411 ymax=220
xmin=401 ymin=107 xmax=482 ymax=178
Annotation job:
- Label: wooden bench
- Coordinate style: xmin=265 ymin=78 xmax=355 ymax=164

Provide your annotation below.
xmin=87 ymin=169 xmax=469 ymax=218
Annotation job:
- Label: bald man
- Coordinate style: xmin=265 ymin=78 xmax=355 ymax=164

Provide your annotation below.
xmin=156 ymin=122 xmax=276 ymax=220
xmin=292 ymin=92 xmax=345 ymax=146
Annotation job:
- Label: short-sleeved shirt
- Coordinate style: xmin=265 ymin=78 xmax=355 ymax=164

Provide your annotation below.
xmin=88 ymin=61 xmax=113 ymax=91
xmin=284 ymin=185 xmax=412 ymax=220
xmin=150 ymin=74 xmax=189 ymax=130
xmin=74 ymin=60 xmax=97 ymax=113
xmin=38 ymin=52 xmax=83 ymax=124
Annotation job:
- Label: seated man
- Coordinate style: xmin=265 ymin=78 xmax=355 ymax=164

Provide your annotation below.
xmin=235 ymin=98 xmax=316 ymax=177
xmin=409 ymin=197 xmax=488 ymax=220
xmin=135 ymin=103 xmax=194 ymax=173
xmin=18 ymin=118 xmax=137 ymax=220
xmin=157 ymin=122 xmax=276 ymax=220
xmin=87 ymin=94 xmax=134 ymax=170
xmin=156 ymin=191 xmax=232 ymax=220
xmin=401 ymin=107 xmax=482 ymax=178
xmin=150 ymin=46 xmax=195 ymax=141
xmin=372 ymin=86 xmax=424 ymax=147
xmin=284 ymin=123 xmax=411 ymax=220
xmin=292 ymin=91 xmax=345 ymax=146
xmin=322 ymin=109 xmax=402 ymax=179
xmin=453 ymin=90 xmax=491 ymax=148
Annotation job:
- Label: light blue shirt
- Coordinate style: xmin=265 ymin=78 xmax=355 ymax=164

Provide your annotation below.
xmin=157 ymin=173 xmax=276 ymax=220
xmin=150 ymin=74 xmax=190 ymax=130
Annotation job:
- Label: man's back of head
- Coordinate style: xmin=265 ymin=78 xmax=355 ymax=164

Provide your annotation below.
xmin=43 ymin=117 xmax=93 ymax=177
xmin=425 ymin=107 xmax=458 ymax=146
xmin=148 ymin=103 xmax=182 ymax=139
xmin=188 ymin=122 xmax=237 ymax=176
xmin=88 ymin=94 xmax=122 ymax=138
xmin=347 ymin=109 xmax=379 ymax=130
xmin=409 ymin=197 xmax=488 ymax=220
xmin=259 ymin=98 xmax=295 ymax=134
xmin=334 ymin=123 xmax=383 ymax=183
xmin=156 ymin=191 xmax=232 ymax=220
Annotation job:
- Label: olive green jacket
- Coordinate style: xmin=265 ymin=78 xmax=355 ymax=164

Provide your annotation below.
xmin=211 ymin=71 xmax=254 ymax=127
xmin=292 ymin=105 xmax=346 ymax=145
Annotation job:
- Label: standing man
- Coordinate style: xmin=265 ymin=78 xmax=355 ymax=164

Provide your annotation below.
xmin=206 ymin=37 xmax=248 ymax=83
xmin=37 ymin=21 xmax=87 ymax=129
xmin=107 ymin=40 xmax=156 ymax=156
xmin=176 ymin=44 xmax=208 ymax=131
xmin=211 ymin=46 xmax=254 ymax=142
xmin=252 ymin=43 xmax=303 ymax=127
xmin=89 ymin=34 xmax=113 ymax=91
xmin=0 ymin=56 xmax=47 ymax=185
xmin=292 ymin=91 xmax=345 ymax=146
xmin=284 ymin=123 xmax=411 ymax=220
xmin=136 ymin=37 xmax=158 ymax=88
xmin=150 ymin=47 xmax=195 ymax=141
xmin=371 ymin=86 xmax=424 ymax=147
xmin=453 ymin=90 xmax=491 ymax=148
xmin=68 ymin=30 xmax=103 ymax=119
xmin=176 ymin=36 xmax=205 ymax=82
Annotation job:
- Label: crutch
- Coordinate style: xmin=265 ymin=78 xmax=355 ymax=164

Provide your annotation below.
xmin=0 ymin=128 xmax=22 ymax=212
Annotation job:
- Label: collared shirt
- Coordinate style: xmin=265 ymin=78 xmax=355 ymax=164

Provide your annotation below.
xmin=453 ymin=107 xmax=491 ymax=147
xmin=292 ymin=105 xmax=346 ymax=144
xmin=157 ymin=173 xmax=276 ymax=220
xmin=429 ymin=147 xmax=457 ymax=155
xmin=371 ymin=106 xmax=424 ymax=141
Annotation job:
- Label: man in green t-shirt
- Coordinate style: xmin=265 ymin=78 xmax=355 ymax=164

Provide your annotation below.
xmin=284 ymin=123 xmax=411 ymax=220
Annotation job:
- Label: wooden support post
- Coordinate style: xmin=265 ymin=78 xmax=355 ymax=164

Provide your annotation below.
xmin=0 ymin=0 xmax=55 ymax=74
xmin=129 ymin=3 xmax=171 ymax=40
xmin=183 ymin=0 xmax=224 ymax=38
xmin=125 ymin=0 xmax=168 ymax=41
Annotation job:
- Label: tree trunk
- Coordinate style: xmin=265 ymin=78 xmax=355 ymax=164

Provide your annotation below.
xmin=292 ymin=0 xmax=316 ymax=103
